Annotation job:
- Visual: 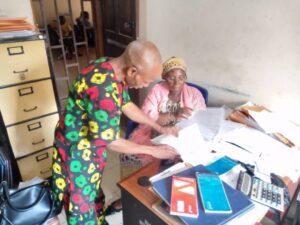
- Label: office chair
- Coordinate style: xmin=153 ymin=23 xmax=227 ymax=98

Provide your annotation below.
xmin=186 ymin=82 xmax=208 ymax=105
xmin=125 ymin=82 xmax=208 ymax=139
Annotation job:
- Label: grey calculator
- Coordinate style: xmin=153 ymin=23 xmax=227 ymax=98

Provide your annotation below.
xmin=237 ymin=171 xmax=285 ymax=212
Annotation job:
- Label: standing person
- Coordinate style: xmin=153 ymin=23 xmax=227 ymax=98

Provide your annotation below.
xmin=51 ymin=41 xmax=178 ymax=225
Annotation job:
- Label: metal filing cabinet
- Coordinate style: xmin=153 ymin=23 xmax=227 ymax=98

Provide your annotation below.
xmin=0 ymin=38 xmax=58 ymax=181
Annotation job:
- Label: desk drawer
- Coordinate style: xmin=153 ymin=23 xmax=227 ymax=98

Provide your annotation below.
xmin=7 ymin=113 xmax=59 ymax=158
xmin=0 ymin=79 xmax=57 ymax=125
xmin=121 ymin=189 xmax=168 ymax=225
xmin=17 ymin=148 xmax=53 ymax=181
xmin=0 ymin=40 xmax=50 ymax=86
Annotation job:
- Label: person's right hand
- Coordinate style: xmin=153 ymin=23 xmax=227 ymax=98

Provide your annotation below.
xmin=176 ymin=107 xmax=193 ymax=120
xmin=148 ymin=144 xmax=178 ymax=160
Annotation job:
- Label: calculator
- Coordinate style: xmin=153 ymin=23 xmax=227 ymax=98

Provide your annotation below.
xmin=236 ymin=171 xmax=285 ymax=212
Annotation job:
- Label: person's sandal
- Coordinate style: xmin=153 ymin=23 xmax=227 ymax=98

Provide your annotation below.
xmin=105 ymin=199 xmax=122 ymax=216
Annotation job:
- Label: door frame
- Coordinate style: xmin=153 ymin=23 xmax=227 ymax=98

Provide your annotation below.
xmin=91 ymin=0 xmax=139 ymax=58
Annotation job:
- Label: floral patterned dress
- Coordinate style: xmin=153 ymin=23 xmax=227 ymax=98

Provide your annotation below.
xmin=51 ymin=57 xmax=130 ymax=225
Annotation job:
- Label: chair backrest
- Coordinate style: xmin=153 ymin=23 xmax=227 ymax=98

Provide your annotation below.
xmin=186 ymin=82 xmax=208 ymax=105
xmin=125 ymin=119 xmax=139 ymax=139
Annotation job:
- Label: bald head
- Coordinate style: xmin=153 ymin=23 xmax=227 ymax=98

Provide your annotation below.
xmin=123 ymin=40 xmax=163 ymax=88
xmin=124 ymin=40 xmax=162 ymax=73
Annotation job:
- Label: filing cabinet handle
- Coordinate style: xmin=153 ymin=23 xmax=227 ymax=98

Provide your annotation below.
xmin=32 ymin=138 xmax=45 ymax=145
xmin=13 ymin=69 xmax=28 ymax=74
xmin=27 ymin=121 xmax=42 ymax=131
xmin=18 ymin=87 xmax=34 ymax=96
xmin=36 ymin=152 xmax=49 ymax=162
xmin=23 ymin=106 xmax=37 ymax=112
xmin=40 ymin=168 xmax=51 ymax=175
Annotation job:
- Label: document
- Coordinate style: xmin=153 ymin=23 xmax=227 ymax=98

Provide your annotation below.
xmin=149 ymin=162 xmax=189 ymax=183
xmin=249 ymin=110 xmax=300 ymax=147
xmin=178 ymin=107 xmax=225 ymax=141
xmin=227 ymin=202 xmax=268 ymax=225
xmin=220 ymin=127 xmax=300 ymax=181
xmin=220 ymin=127 xmax=290 ymax=156
xmin=152 ymin=124 xmax=213 ymax=166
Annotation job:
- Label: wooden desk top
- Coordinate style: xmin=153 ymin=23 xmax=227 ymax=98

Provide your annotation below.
xmin=118 ymin=159 xmax=161 ymax=207
xmin=119 ymin=160 xmax=300 ymax=224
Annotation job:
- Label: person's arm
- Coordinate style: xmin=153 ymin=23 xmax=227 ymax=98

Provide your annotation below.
xmin=123 ymin=102 xmax=178 ymax=136
xmin=156 ymin=112 xmax=176 ymax=126
xmin=123 ymin=102 xmax=161 ymax=130
xmin=107 ymin=138 xmax=178 ymax=159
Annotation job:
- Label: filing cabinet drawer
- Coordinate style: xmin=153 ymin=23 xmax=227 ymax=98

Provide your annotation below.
xmin=7 ymin=113 xmax=59 ymax=158
xmin=17 ymin=148 xmax=53 ymax=181
xmin=0 ymin=40 xmax=50 ymax=86
xmin=0 ymin=79 xmax=57 ymax=125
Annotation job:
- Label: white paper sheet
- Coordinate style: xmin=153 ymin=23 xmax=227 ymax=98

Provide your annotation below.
xmin=149 ymin=162 xmax=189 ymax=183
xmin=178 ymin=107 xmax=225 ymax=141
xmin=227 ymin=202 xmax=269 ymax=225
xmin=220 ymin=127 xmax=290 ymax=156
xmin=152 ymin=124 xmax=213 ymax=166
xmin=249 ymin=110 xmax=300 ymax=147
xmin=220 ymin=127 xmax=300 ymax=182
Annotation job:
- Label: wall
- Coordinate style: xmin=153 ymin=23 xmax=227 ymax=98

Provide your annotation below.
xmin=31 ymin=0 xmax=93 ymax=27
xmin=0 ymin=0 xmax=34 ymax=24
xmin=139 ymin=0 xmax=300 ymax=124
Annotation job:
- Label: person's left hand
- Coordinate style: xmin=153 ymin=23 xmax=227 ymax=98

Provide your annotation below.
xmin=157 ymin=125 xmax=179 ymax=137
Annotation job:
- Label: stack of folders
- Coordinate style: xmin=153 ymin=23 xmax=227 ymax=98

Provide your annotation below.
xmin=152 ymin=164 xmax=254 ymax=225
xmin=0 ymin=18 xmax=36 ymax=40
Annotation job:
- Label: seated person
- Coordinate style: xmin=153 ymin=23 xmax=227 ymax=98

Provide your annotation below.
xmin=123 ymin=57 xmax=206 ymax=166
xmin=75 ymin=11 xmax=95 ymax=47
xmin=59 ymin=15 xmax=74 ymax=59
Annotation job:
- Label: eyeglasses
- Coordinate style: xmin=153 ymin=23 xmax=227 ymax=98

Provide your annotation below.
xmin=165 ymin=75 xmax=186 ymax=83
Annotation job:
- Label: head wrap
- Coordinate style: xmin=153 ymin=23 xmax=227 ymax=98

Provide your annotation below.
xmin=162 ymin=57 xmax=187 ymax=78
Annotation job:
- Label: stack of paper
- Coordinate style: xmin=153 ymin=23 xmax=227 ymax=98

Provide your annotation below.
xmin=152 ymin=124 xmax=216 ymax=166
xmin=0 ymin=18 xmax=36 ymax=40
xmin=249 ymin=110 xmax=300 ymax=147
xmin=220 ymin=127 xmax=300 ymax=182
xmin=178 ymin=107 xmax=226 ymax=141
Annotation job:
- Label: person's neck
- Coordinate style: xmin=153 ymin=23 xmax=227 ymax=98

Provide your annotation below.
xmin=168 ymin=90 xmax=182 ymax=102
xmin=109 ymin=56 xmax=127 ymax=81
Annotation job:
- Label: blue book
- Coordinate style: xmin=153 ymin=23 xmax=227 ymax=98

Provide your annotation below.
xmin=205 ymin=156 xmax=238 ymax=175
xmin=152 ymin=165 xmax=254 ymax=225
xmin=196 ymin=172 xmax=232 ymax=214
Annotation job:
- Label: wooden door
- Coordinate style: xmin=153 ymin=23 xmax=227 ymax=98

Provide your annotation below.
xmin=101 ymin=0 xmax=137 ymax=57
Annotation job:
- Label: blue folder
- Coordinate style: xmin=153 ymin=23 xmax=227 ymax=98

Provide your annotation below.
xmin=152 ymin=164 xmax=254 ymax=225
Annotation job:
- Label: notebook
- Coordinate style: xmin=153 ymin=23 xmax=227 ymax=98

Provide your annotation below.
xmin=152 ymin=165 xmax=254 ymax=225
xmin=170 ymin=176 xmax=198 ymax=218
xmin=196 ymin=172 xmax=232 ymax=214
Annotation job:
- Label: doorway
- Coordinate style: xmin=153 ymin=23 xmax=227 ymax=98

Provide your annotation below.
xmin=100 ymin=0 xmax=137 ymax=57
xmin=93 ymin=0 xmax=139 ymax=104
xmin=31 ymin=0 xmax=139 ymax=110
xmin=31 ymin=0 xmax=98 ymax=111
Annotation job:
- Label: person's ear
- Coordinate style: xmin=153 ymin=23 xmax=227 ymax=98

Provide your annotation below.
xmin=126 ymin=66 xmax=138 ymax=78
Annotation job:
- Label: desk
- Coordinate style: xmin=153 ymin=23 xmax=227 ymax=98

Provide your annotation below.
xmin=119 ymin=160 xmax=299 ymax=225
